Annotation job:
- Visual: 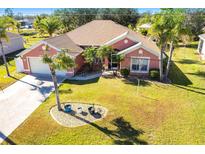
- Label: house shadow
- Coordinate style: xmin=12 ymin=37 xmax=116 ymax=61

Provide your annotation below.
xmin=70 ymin=114 xmax=148 ymax=145
xmin=168 ymin=62 xmax=192 ymax=86
xmin=64 ymin=77 xmax=100 ymax=85
xmin=0 ymin=131 xmax=16 ymax=145
xmin=0 ymin=49 xmax=25 ymax=66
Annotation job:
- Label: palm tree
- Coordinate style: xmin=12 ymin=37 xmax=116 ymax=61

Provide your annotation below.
xmin=148 ymin=15 xmax=170 ymax=81
xmin=42 ymin=45 xmax=75 ymax=111
xmin=16 ymin=22 xmax=21 ymax=33
xmin=40 ymin=17 xmax=60 ymax=37
xmin=164 ymin=9 xmax=191 ymax=81
xmin=33 ymin=15 xmax=46 ymax=36
xmin=0 ymin=16 xmax=16 ymax=76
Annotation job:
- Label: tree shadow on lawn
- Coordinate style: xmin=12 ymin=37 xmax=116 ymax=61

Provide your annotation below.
xmin=178 ymin=43 xmax=198 ymax=49
xmin=122 ymin=77 xmax=151 ymax=87
xmin=10 ymin=75 xmax=56 ymax=98
xmin=186 ymin=71 xmax=205 ymax=79
xmin=59 ymin=88 xmax=73 ymax=94
xmin=176 ymin=59 xmax=202 ymax=65
xmin=169 ymin=62 xmax=192 ymax=86
xmin=0 ymin=131 xmax=16 ymax=145
xmin=70 ymin=114 xmax=147 ymax=145
xmin=63 ymin=77 xmax=100 ymax=85
xmin=168 ymin=60 xmax=205 ymax=95
xmin=173 ymin=85 xmax=205 ymax=95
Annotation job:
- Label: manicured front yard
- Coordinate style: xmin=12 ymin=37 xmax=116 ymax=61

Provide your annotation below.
xmin=2 ymin=42 xmax=205 ymax=144
xmin=0 ymin=30 xmax=46 ymax=89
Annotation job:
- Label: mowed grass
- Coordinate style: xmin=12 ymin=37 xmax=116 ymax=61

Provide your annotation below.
xmin=0 ymin=51 xmax=25 ymax=89
xmin=0 ymin=30 xmax=46 ymax=89
xmin=2 ymin=42 xmax=205 ymax=145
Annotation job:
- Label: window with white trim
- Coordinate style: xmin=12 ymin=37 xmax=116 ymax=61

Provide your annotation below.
xmin=131 ymin=58 xmax=149 ymax=73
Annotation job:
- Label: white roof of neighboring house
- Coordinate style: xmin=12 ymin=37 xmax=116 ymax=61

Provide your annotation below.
xmin=199 ymin=34 xmax=205 ymax=40
xmin=138 ymin=23 xmax=152 ymax=29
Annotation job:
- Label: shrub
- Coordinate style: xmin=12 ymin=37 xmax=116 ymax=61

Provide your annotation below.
xmin=20 ymin=31 xmax=37 ymax=36
xmin=149 ymin=68 xmax=160 ymax=80
xmin=120 ymin=68 xmax=130 ymax=77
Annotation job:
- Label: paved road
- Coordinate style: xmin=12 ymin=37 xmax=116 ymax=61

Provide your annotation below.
xmin=0 ymin=74 xmax=64 ymax=144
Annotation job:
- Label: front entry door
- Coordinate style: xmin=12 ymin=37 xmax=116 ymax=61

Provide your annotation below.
xmin=108 ymin=53 xmax=118 ymax=70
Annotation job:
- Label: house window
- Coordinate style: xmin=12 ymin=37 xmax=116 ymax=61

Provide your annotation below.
xmin=131 ymin=57 xmax=149 ymax=73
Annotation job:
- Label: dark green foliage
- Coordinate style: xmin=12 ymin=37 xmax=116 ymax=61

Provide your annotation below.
xmin=149 ymin=68 xmax=160 ymax=80
xmin=54 ymin=8 xmax=139 ymax=32
xmin=20 ymin=31 xmax=37 ymax=36
xmin=120 ymin=68 xmax=130 ymax=77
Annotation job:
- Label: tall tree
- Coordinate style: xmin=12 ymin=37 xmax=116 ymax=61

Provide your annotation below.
xmin=148 ymin=10 xmax=173 ymax=81
xmin=164 ymin=9 xmax=191 ymax=81
xmin=96 ymin=46 xmax=113 ymax=62
xmin=33 ymin=15 xmax=46 ymax=36
xmin=40 ymin=16 xmax=60 ymax=37
xmin=96 ymin=8 xmax=138 ymax=26
xmin=54 ymin=9 xmax=78 ymax=33
xmin=42 ymin=45 xmax=75 ymax=111
xmin=185 ymin=9 xmax=205 ymax=39
xmin=83 ymin=47 xmax=98 ymax=71
xmin=4 ymin=8 xmax=14 ymax=18
xmin=0 ymin=16 xmax=16 ymax=76
xmin=54 ymin=8 xmax=139 ymax=33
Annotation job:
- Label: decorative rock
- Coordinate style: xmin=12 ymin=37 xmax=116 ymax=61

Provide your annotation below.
xmin=50 ymin=103 xmax=108 ymax=127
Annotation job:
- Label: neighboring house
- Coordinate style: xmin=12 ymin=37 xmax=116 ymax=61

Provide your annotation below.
xmin=198 ymin=34 xmax=205 ymax=60
xmin=16 ymin=20 xmax=160 ymax=77
xmin=18 ymin=18 xmax=34 ymax=29
xmin=138 ymin=23 xmax=152 ymax=30
xmin=0 ymin=32 xmax=24 ymax=56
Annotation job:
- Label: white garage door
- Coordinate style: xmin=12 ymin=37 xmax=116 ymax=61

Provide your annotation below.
xmin=29 ymin=57 xmax=67 ymax=76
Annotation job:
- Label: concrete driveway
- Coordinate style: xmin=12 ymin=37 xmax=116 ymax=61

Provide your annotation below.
xmin=0 ymin=74 xmax=64 ymax=144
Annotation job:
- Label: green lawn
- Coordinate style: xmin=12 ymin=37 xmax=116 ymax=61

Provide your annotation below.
xmin=0 ymin=30 xmax=46 ymax=89
xmin=0 ymin=51 xmax=25 ymax=89
xmin=2 ymin=42 xmax=205 ymax=145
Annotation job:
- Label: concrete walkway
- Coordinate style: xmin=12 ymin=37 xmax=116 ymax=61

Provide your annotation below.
xmin=0 ymin=74 xmax=64 ymax=144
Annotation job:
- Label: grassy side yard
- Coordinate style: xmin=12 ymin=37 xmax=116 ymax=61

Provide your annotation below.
xmin=2 ymin=42 xmax=205 ymax=145
xmin=0 ymin=30 xmax=46 ymax=89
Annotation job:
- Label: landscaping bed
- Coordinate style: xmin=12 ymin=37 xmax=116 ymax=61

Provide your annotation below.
xmin=50 ymin=103 xmax=108 ymax=127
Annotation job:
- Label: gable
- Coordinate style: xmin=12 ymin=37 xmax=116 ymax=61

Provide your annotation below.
xmin=111 ymin=38 xmax=137 ymax=51
xmin=117 ymin=42 xmax=159 ymax=57
xmin=22 ymin=44 xmax=58 ymax=58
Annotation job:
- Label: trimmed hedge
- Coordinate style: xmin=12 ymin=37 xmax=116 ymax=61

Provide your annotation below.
xmin=120 ymin=68 xmax=130 ymax=77
xmin=149 ymin=68 xmax=160 ymax=80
